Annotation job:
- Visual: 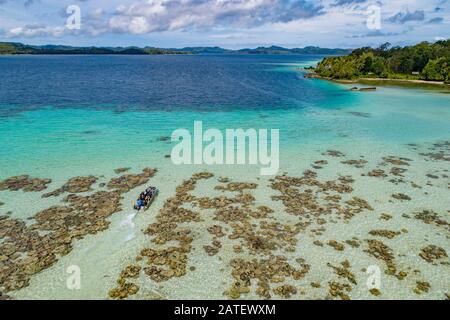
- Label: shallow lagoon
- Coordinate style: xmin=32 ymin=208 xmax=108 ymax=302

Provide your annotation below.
xmin=0 ymin=55 xmax=449 ymax=300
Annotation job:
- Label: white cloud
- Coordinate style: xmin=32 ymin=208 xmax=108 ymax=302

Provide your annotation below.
xmin=0 ymin=0 xmax=448 ymax=47
xmin=5 ymin=24 xmax=66 ymax=38
xmin=106 ymin=0 xmax=325 ymax=34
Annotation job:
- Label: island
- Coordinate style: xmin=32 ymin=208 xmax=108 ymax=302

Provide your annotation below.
xmin=310 ymin=39 xmax=450 ymax=85
xmin=0 ymin=42 xmax=191 ymax=55
xmin=0 ymin=42 xmax=352 ymax=56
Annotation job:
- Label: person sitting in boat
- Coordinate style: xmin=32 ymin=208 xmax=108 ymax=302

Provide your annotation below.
xmin=134 ymin=198 xmax=145 ymax=211
xmin=134 ymin=187 xmax=157 ymax=211
xmin=144 ymin=187 xmax=156 ymax=205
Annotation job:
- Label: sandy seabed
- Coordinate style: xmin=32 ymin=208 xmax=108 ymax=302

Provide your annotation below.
xmin=1 ymin=138 xmax=449 ymax=300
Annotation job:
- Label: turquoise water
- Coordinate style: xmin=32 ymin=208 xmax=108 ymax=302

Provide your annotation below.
xmin=0 ymin=55 xmax=449 ymax=300
xmin=1 ymin=84 xmax=449 ymax=179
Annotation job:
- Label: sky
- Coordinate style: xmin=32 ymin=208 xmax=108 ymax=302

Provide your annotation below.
xmin=0 ymin=0 xmax=448 ymax=49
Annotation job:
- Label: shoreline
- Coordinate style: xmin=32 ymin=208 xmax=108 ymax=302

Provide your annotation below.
xmin=304 ymin=71 xmax=450 ymax=90
xmin=338 ymin=77 xmax=450 ymax=89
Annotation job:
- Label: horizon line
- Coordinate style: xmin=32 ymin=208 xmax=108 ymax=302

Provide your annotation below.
xmin=1 ymin=40 xmax=355 ymax=50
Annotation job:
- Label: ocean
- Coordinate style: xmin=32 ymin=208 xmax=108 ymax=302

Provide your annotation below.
xmin=0 ymin=54 xmax=449 ymax=300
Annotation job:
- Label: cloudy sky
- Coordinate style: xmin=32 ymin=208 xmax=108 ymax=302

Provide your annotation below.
xmin=0 ymin=0 xmax=448 ymax=48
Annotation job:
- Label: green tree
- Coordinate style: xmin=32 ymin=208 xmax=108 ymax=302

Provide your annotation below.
xmin=315 ymin=39 xmax=450 ymax=81
xmin=421 ymin=57 xmax=450 ymax=81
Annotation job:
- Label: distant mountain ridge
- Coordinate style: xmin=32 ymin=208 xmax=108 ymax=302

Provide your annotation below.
xmin=235 ymin=45 xmax=352 ymax=55
xmin=0 ymin=42 xmax=352 ymax=55
xmin=0 ymin=42 xmax=189 ymax=55
xmin=170 ymin=45 xmax=351 ymax=54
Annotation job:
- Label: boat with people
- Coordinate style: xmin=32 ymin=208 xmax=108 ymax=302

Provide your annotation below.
xmin=133 ymin=186 xmax=158 ymax=211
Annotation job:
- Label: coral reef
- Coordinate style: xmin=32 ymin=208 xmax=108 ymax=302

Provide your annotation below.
xmin=419 ymin=245 xmax=447 ymax=263
xmin=368 ymin=229 xmax=401 ymax=239
xmin=0 ymin=175 xmax=51 ymax=192
xmin=0 ymin=168 xmax=156 ymax=294
xmin=42 ymin=176 xmax=97 ymax=197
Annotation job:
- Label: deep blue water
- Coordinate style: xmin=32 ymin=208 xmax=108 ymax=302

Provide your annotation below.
xmin=0 ymin=54 xmax=348 ymax=115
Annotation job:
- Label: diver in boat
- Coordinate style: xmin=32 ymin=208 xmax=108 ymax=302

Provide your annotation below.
xmin=134 ymin=187 xmax=157 ymax=211
xmin=144 ymin=188 xmax=156 ymax=206
xmin=134 ymin=198 xmax=145 ymax=211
